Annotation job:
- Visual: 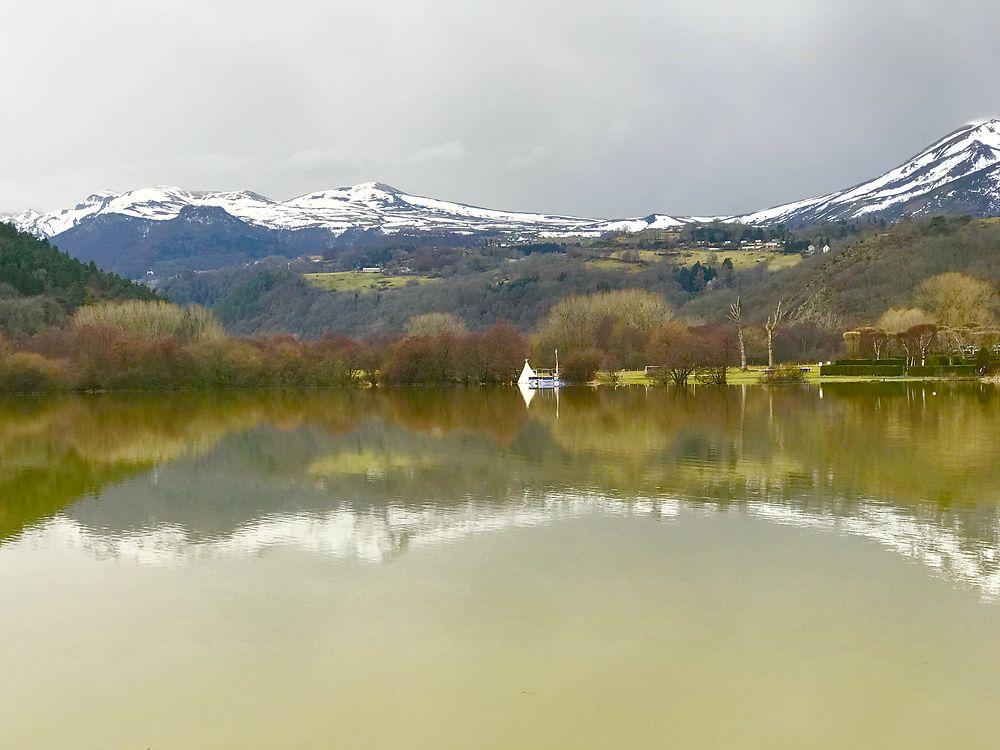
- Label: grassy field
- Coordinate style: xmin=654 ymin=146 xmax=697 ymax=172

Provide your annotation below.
xmin=304 ymin=272 xmax=438 ymax=293
xmin=587 ymin=249 xmax=801 ymax=273
xmin=667 ymin=249 xmax=801 ymax=271
xmin=586 ymin=258 xmax=648 ymax=272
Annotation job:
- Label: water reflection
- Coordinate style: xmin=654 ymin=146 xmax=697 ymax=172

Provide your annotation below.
xmin=22 ymin=494 xmax=681 ymax=566
xmin=2 ymin=384 xmax=999 ymax=598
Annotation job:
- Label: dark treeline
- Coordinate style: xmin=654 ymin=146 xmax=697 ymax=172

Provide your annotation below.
xmin=0 ymin=223 xmax=156 ymax=335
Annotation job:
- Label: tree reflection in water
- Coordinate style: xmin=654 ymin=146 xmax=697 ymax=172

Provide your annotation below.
xmin=2 ymin=383 xmax=998 ymax=597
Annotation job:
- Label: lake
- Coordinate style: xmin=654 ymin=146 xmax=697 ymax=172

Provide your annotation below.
xmin=2 ymin=384 xmax=999 ymax=749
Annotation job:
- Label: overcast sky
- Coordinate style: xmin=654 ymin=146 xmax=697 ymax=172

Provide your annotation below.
xmin=2 ymin=0 xmax=998 ymax=218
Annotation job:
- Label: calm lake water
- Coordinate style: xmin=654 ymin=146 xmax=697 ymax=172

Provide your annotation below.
xmin=2 ymin=384 xmax=999 ymax=749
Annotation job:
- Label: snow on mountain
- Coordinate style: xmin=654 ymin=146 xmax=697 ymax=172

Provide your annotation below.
xmin=573 ymin=214 xmax=687 ymax=235
xmin=5 ymin=120 xmax=999 ymax=242
xmin=737 ymin=119 xmax=1000 ymax=225
xmin=5 ymin=181 xmax=688 ymax=239
xmin=0 ymin=208 xmax=43 ymax=233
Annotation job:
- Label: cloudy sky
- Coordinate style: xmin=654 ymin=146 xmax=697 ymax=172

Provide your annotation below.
xmin=2 ymin=0 xmax=998 ymax=218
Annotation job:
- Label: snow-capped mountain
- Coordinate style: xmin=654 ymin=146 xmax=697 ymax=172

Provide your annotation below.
xmin=3 ymin=119 xmax=1000 ymax=277
xmin=5 ymin=121 xmax=1000 ymax=240
xmin=738 ymin=119 xmax=1000 ymax=225
xmin=2 ymin=181 xmax=686 ymax=240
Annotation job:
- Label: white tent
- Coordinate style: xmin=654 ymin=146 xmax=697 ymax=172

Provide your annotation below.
xmin=517 ymin=359 xmax=535 ymax=385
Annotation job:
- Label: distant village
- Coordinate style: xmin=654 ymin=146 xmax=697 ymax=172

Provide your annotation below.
xmin=689 ymin=239 xmax=831 ymax=255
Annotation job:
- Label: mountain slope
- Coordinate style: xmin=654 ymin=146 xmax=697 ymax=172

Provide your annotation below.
xmin=49 ymin=206 xmax=337 ymax=279
xmin=740 ymin=120 xmax=1000 ymax=225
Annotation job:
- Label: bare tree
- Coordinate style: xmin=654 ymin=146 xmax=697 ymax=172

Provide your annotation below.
xmin=916 ymin=272 xmax=999 ymax=328
xmin=727 ymin=296 xmax=748 ymax=371
xmin=764 ymin=299 xmax=786 ymax=368
xmin=897 ymin=324 xmax=938 ymax=367
xmin=911 ymin=323 xmax=938 ymax=367
xmin=896 ymin=331 xmax=916 ymax=367
xmin=872 ymin=329 xmax=890 ymax=360
xmin=857 ymin=326 xmax=890 ymax=359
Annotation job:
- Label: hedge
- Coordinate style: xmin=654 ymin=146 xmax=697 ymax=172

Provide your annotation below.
xmin=833 ymin=359 xmax=906 ymax=366
xmin=905 ymin=365 xmax=979 ymax=377
xmin=821 ymin=364 xmax=980 ymax=377
xmin=820 ymin=364 xmax=906 ymax=376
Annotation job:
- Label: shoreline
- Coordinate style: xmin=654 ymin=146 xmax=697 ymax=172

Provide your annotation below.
xmin=0 ymin=373 xmax=994 ymax=397
xmin=599 ymin=368 xmax=992 ymax=387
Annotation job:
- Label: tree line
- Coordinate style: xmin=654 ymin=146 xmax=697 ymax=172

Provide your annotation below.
xmin=0 ymin=222 xmax=156 ymax=335
xmin=0 ymin=289 xmax=799 ymax=392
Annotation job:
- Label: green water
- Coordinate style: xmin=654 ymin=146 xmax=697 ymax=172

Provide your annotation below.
xmin=1 ymin=384 xmax=999 ymax=748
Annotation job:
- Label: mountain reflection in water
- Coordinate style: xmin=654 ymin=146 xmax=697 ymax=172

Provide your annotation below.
xmin=2 ymin=383 xmax=999 ymax=598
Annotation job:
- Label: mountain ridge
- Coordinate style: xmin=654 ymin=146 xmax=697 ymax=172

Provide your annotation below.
xmin=736 ymin=119 xmax=1000 ymax=225
xmin=2 ymin=181 xmax=690 ymax=240
xmin=2 ymin=119 xmax=1000 ymax=278
xmin=6 ymin=120 xmax=1000 ymax=239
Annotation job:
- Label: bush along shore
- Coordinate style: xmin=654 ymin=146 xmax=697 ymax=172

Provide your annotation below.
xmin=0 ymin=285 xmax=997 ymax=394
xmin=0 ymin=301 xmax=535 ymax=393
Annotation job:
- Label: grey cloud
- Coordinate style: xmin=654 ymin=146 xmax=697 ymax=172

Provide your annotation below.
xmin=282 ymin=148 xmax=368 ymax=177
xmin=1 ymin=0 xmax=998 ymax=218
xmin=409 ymin=141 xmax=468 ymax=164
xmin=503 ymin=146 xmax=552 ymax=171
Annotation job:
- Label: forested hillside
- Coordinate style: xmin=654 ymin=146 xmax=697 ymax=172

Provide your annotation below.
xmin=162 ymin=252 xmax=691 ymax=336
xmin=0 ymin=224 xmax=156 ymax=335
xmin=161 ymin=216 xmax=1000 ymax=338
xmin=684 ymin=216 xmax=1000 ymax=327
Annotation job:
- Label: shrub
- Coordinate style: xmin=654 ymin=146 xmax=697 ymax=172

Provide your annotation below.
xmin=690 ymin=324 xmax=737 ymax=385
xmin=451 ymin=325 xmax=526 ymax=385
xmin=187 ymin=337 xmax=266 ymax=387
xmin=73 ymin=300 xmax=222 ymax=341
xmin=476 ymin=322 xmax=527 ymax=384
xmin=559 ymin=349 xmax=602 ymax=383
xmin=0 ymin=352 xmax=69 ymax=392
xmin=382 ymin=335 xmax=454 ymax=384
xmin=761 ymin=364 xmax=806 ymax=383
xmin=646 ymin=322 xmax=702 ymax=386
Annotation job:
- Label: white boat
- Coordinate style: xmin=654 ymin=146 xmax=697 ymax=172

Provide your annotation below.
xmin=517 ymin=351 xmax=563 ymax=390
